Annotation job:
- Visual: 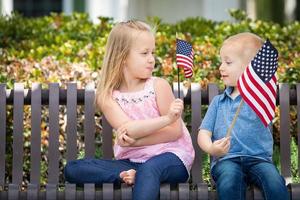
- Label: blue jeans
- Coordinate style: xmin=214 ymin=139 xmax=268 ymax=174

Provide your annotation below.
xmin=64 ymin=152 xmax=188 ymax=200
xmin=211 ymin=157 xmax=289 ymax=200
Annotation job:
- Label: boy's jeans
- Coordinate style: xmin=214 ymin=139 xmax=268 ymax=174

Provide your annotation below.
xmin=211 ymin=156 xmax=289 ymax=200
xmin=64 ymin=152 xmax=188 ymax=200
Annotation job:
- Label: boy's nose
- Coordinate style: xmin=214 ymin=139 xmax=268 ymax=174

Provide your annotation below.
xmin=219 ymin=63 xmax=225 ymax=71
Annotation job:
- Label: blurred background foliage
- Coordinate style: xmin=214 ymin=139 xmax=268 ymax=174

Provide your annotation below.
xmin=0 ymin=10 xmax=299 ymax=186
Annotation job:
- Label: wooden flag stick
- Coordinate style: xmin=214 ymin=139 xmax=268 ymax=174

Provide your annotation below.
xmin=225 ymin=99 xmax=244 ymax=138
xmin=176 ymin=33 xmax=180 ymax=98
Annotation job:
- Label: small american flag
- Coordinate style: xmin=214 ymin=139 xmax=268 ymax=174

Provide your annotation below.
xmin=176 ymin=39 xmax=194 ymax=78
xmin=237 ymin=39 xmax=278 ymax=127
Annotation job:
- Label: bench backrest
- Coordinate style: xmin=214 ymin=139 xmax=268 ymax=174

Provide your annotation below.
xmin=0 ymin=82 xmax=299 ymax=188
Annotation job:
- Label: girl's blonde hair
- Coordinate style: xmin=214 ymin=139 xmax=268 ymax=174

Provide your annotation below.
xmin=96 ymin=20 xmax=154 ymax=110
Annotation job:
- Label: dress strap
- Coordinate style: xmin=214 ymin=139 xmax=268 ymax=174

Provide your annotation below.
xmin=144 ymin=77 xmax=156 ymax=91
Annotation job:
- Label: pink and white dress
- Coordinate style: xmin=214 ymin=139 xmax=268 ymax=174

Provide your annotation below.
xmin=112 ymin=77 xmax=195 ymax=172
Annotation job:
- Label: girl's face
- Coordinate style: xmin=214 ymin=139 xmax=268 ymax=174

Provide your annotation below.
xmin=219 ymin=42 xmax=248 ymax=87
xmin=124 ymin=31 xmax=155 ymax=80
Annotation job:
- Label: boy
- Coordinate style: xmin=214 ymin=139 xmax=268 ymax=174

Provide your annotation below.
xmin=197 ymin=32 xmax=289 ymax=200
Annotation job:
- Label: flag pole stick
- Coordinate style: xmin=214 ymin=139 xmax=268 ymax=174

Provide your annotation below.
xmin=225 ymin=99 xmax=243 ymax=137
xmin=176 ymin=33 xmax=180 ymax=98
xmin=178 ymin=67 xmax=180 ymax=98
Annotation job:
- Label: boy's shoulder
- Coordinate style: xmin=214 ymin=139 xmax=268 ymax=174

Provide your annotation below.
xmin=209 ymin=93 xmax=224 ymax=106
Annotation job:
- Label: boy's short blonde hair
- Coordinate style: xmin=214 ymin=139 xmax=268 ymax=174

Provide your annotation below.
xmin=223 ymin=32 xmax=264 ymax=65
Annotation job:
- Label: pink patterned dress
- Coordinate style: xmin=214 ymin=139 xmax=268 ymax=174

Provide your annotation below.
xmin=112 ymin=77 xmax=195 ymax=171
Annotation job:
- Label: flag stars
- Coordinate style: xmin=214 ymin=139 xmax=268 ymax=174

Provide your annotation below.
xmin=251 ymin=39 xmax=278 ymax=83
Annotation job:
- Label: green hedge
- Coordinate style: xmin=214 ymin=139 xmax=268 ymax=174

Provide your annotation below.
xmin=0 ymin=10 xmax=299 ymax=185
xmin=1 ymin=10 xmax=300 ymax=87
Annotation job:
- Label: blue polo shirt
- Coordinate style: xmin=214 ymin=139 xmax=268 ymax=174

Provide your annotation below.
xmin=199 ymin=87 xmax=273 ymax=169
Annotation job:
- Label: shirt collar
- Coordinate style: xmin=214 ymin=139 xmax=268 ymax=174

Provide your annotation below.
xmin=220 ymin=86 xmax=234 ymax=101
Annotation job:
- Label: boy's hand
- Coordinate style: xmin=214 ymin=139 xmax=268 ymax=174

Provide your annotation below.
xmin=209 ymin=137 xmax=230 ymax=157
xmin=116 ymin=126 xmax=136 ymax=147
xmin=167 ymin=99 xmax=183 ymax=123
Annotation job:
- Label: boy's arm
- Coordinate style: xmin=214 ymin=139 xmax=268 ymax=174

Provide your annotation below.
xmin=198 ymin=129 xmax=230 ymax=157
xmin=196 ymin=96 xmax=230 ymax=157
xmin=197 ymin=129 xmax=213 ymax=153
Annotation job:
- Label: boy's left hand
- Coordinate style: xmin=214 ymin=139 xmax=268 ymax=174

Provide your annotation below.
xmin=116 ymin=126 xmax=136 ymax=147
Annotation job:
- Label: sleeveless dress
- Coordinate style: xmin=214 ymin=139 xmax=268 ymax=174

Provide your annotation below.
xmin=112 ymin=77 xmax=195 ymax=171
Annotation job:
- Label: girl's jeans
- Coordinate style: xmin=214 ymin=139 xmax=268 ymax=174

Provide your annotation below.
xmin=211 ymin=156 xmax=289 ymax=200
xmin=64 ymin=152 xmax=188 ymax=200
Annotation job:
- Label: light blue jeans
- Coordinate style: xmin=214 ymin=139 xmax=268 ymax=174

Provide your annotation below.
xmin=211 ymin=156 xmax=289 ymax=200
xmin=64 ymin=152 xmax=188 ymax=200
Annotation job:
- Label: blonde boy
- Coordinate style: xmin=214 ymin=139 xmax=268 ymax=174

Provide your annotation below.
xmin=198 ymin=33 xmax=289 ymax=200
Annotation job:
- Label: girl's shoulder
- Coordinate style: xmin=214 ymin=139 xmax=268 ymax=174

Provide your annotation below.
xmin=152 ymin=77 xmax=172 ymax=90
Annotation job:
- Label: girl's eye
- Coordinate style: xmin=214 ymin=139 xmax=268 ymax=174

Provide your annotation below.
xmin=226 ymin=61 xmax=232 ymax=65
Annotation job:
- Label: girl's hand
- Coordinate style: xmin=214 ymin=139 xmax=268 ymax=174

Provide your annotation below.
xmin=209 ymin=137 xmax=230 ymax=157
xmin=166 ymin=99 xmax=183 ymax=123
xmin=116 ymin=126 xmax=136 ymax=147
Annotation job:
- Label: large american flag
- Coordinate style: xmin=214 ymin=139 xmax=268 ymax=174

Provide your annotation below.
xmin=237 ymin=39 xmax=278 ymax=127
xmin=176 ymin=39 xmax=194 ymax=78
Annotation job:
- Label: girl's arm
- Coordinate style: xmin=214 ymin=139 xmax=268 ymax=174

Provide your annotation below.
xmin=98 ymin=78 xmax=182 ymax=140
xmin=127 ymin=119 xmax=183 ymax=146
xmin=127 ymin=78 xmax=184 ymax=145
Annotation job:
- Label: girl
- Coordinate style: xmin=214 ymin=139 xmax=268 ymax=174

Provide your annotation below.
xmin=64 ymin=20 xmax=195 ymax=200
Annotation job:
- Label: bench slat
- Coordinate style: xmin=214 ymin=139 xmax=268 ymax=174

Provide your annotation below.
xmin=279 ymin=83 xmax=291 ymax=179
xmin=27 ymin=183 xmax=38 ymax=200
xmin=253 ymin=187 xmax=264 ymax=200
xmin=65 ymin=183 xmax=76 ymax=200
xmin=289 ymin=183 xmax=300 ymax=200
xmin=102 ymin=116 xmax=113 ymax=159
xmin=191 ymin=83 xmax=203 ymax=183
xmin=84 ymin=83 xmax=95 ymax=159
xmin=197 ymin=183 xmax=209 ymax=200
xmin=48 ymin=83 xmax=60 ymax=184
xmin=178 ymin=183 xmax=190 ymax=200
xmin=8 ymin=184 xmax=20 ymax=200
xmin=84 ymin=183 xmax=95 ymax=200
xmin=160 ymin=184 xmax=170 ymax=199
xmin=297 ymin=83 xmax=300 ymax=179
xmin=0 ymin=84 xmax=6 ymax=186
xmin=66 ymin=83 xmax=77 ymax=161
xmin=208 ymin=84 xmax=219 ymax=187
xmin=30 ymin=83 xmax=42 ymax=185
xmin=103 ymin=183 xmax=113 ymax=200
xmin=46 ymin=184 xmax=57 ymax=200
xmin=173 ymin=82 xmax=184 ymax=99
xmin=121 ymin=183 xmax=132 ymax=200
xmin=12 ymin=83 xmax=24 ymax=185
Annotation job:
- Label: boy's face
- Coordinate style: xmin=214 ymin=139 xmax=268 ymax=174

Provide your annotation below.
xmin=219 ymin=41 xmax=249 ymax=87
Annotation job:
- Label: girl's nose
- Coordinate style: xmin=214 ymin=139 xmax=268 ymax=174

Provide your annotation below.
xmin=149 ymin=54 xmax=155 ymax=63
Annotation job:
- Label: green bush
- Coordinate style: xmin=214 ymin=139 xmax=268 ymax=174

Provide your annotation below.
xmin=1 ymin=10 xmax=299 ymax=185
